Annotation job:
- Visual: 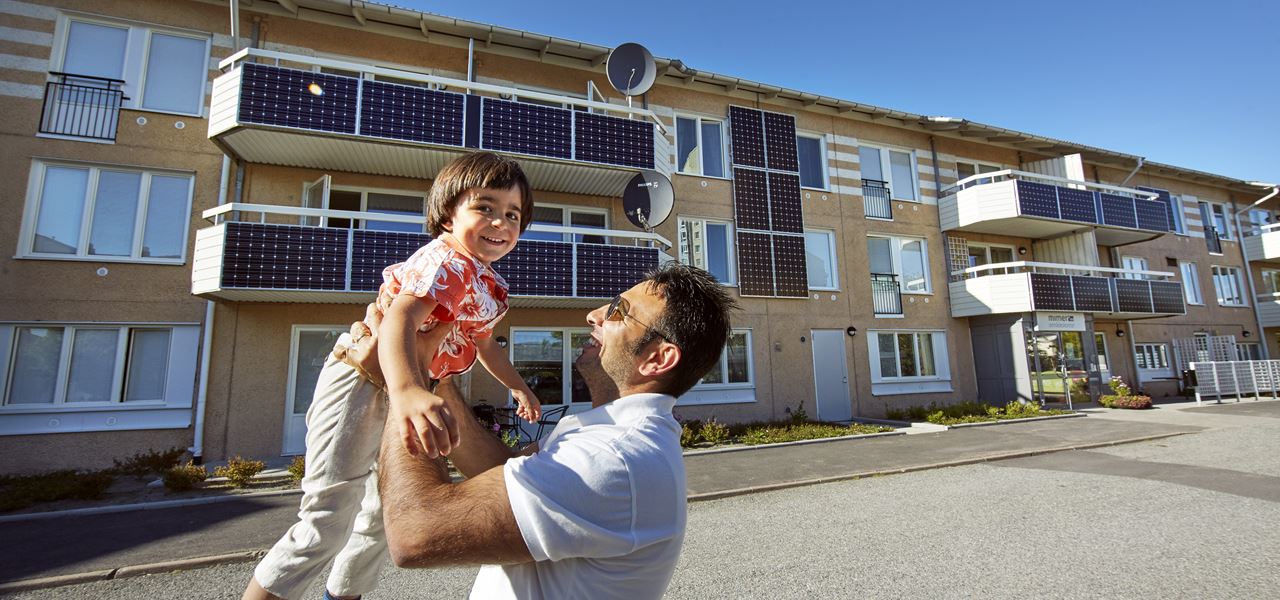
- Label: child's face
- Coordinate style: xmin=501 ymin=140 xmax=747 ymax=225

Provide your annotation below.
xmin=443 ymin=185 xmax=524 ymax=265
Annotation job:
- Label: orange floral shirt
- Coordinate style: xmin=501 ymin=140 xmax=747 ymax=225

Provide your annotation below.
xmin=372 ymin=233 xmax=509 ymax=379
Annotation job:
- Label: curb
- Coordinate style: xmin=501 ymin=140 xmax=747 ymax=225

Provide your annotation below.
xmin=686 ymin=430 xmax=1190 ymax=502
xmin=944 ymin=411 xmax=1086 ymax=428
xmin=0 ymin=488 xmax=303 ymax=524
xmin=681 ymin=430 xmax=904 ymax=457
xmin=0 ymin=550 xmax=264 ymax=594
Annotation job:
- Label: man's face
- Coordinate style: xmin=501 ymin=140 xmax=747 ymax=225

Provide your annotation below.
xmin=578 ymin=281 xmax=667 ymax=406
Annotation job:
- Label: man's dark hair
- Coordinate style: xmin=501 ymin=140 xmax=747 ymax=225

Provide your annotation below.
xmin=426 ymin=152 xmax=534 ymax=236
xmin=634 ymin=263 xmax=739 ymax=397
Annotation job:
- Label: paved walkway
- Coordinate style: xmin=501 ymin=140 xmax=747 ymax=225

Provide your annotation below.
xmin=1 ymin=399 xmax=1271 ymax=591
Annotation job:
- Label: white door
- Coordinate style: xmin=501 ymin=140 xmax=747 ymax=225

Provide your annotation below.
xmin=284 ymin=326 xmax=344 ymax=455
xmin=301 ymin=174 xmax=330 ymax=227
xmin=812 ymin=329 xmax=851 ymax=422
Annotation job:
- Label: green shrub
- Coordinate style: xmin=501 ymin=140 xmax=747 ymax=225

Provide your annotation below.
xmin=213 ymin=456 xmax=266 ymax=488
xmin=1108 ymin=375 xmax=1132 ymax=397
xmin=163 ymin=461 xmax=208 ymax=492
xmin=789 ymin=402 xmax=809 ymax=424
xmin=287 ymin=456 xmax=306 ymax=483
xmin=740 ymin=422 xmax=890 ymax=445
xmin=679 ymin=419 xmax=702 ymax=448
xmin=112 ymin=447 xmax=187 ymax=477
xmin=699 ymin=418 xmax=731 ymax=446
xmin=0 ymin=470 xmax=115 ymax=512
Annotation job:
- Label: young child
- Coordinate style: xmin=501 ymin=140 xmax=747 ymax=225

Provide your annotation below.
xmin=245 ymin=152 xmax=541 ymax=600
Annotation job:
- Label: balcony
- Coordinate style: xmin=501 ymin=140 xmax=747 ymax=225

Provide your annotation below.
xmin=191 ymin=204 xmax=672 ymax=307
xmin=939 ymin=170 xmax=1173 ymax=245
xmin=950 ymin=261 xmax=1186 ymax=320
xmin=39 ymin=72 xmax=126 ymax=142
xmin=1243 ymin=224 xmax=1280 ymax=263
xmin=208 ymin=48 xmax=671 ymax=197
xmin=1258 ymin=294 xmax=1280 ymax=328
xmin=862 ymin=179 xmax=892 ymax=220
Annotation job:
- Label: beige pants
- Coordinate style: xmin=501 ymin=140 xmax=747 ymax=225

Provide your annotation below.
xmin=254 ymin=334 xmax=388 ymax=599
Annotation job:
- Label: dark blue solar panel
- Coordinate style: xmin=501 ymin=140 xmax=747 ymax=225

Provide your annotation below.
xmin=221 ymin=223 xmax=348 ymax=290
xmin=763 ymin=111 xmax=798 ymax=173
xmin=1071 ymin=276 xmax=1114 ymax=312
xmin=1150 ymin=281 xmax=1186 ymax=314
xmin=767 ymin=172 xmax=804 ymax=234
xmin=772 ymin=234 xmax=808 ymax=297
xmin=1134 ymin=197 xmax=1171 ymax=232
xmin=573 ymin=112 xmax=654 ymax=169
xmin=737 ymin=231 xmax=774 ymax=296
xmin=239 ymin=63 xmax=358 ymax=134
xmin=479 ymin=97 xmax=571 ymax=159
xmin=359 ymin=81 xmax=464 ymax=146
xmin=1114 ymin=279 xmax=1153 ymax=313
xmin=1138 ymin=187 xmax=1177 ymax=232
xmin=1099 ymin=193 xmax=1138 ymax=229
xmin=1017 ymin=180 xmax=1059 ymax=219
xmin=493 ymin=240 xmax=573 ymax=296
xmin=728 ymin=106 xmax=765 ymax=168
xmin=1030 ymin=273 xmax=1074 ymax=310
xmin=576 ymin=244 xmax=658 ymax=298
xmin=351 ymin=231 xmax=429 ymax=292
xmin=733 ymin=168 xmax=771 ymax=231
xmin=1057 ymin=188 xmax=1098 ymax=224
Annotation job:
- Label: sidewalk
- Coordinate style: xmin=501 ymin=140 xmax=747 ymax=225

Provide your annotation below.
xmin=3 ymin=400 xmax=1265 ymax=592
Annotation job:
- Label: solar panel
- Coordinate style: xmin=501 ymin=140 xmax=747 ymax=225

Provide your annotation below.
xmin=479 ymin=97 xmax=572 ymax=159
xmin=1138 ymin=187 xmax=1177 ymax=232
xmin=763 ymin=111 xmax=798 ymax=173
xmin=728 ymin=106 xmax=765 ymax=168
xmin=576 ymin=244 xmax=658 ymax=298
xmin=771 ymin=234 xmax=808 ymax=297
xmin=1114 ymin=279 xmax=1153 ymax=313
xmin=1134 ymin=197 xmax=1172 ymax=232
xmin=1071 ymin=276 xmax=1114 ymax=312
xmin=1057 ymin=188 xmax=1098 ymax=224
xmin=239 ymin=63 xmax=358 ymax=134
xmin=574 ymin=112 xmax=654 ymax=169
xmin=1029 ymin=273 xmax=1075 ymax=311
xmin=736 ymin=231 xmax=775 ymax=296
xmin=1099 ymin=193 xmax=1138 ymax=229
xmin=1016 ymin=180 xmax=1060 ymax=219
xmin=767 ymin=172 xmax=804 ymax=234
xmin=359 ymin=80 xmax=464 ymax=146
xmin=221 ymin=223 xmax=348 ymax=290
xmin=493 ymin=240 xmax=574 ymax=297
xmin=351 ymin=231 xmax=429 ymax=292
xmin=1150 ymin=281 xmax=1186 ymax=314
xmin=733 ymin=167 xmax=771 ymax=231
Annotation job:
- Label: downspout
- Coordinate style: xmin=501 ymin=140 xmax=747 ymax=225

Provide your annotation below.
xmin=1118 ymin=157 xmax=1145 ymax=187
xmin=1237 ymin=184 xmax=1280 ymax=359
xmin=192 ymin=154 xmax=234 ymax=461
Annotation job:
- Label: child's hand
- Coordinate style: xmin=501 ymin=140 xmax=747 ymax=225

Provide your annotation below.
xmin=390 ymin=389 xmax=460 ymax=458
xmin=512 ymin=388 xmax=542 ymax=423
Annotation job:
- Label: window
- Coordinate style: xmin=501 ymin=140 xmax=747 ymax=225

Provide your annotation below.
xmin=20 ymin=161 xmax=193 ymax=263
xmin=675 ymin=116 xmax=725 ymax=178
xmin=678 ymin=218 xmax=734 ymax=284
xmin=859 ymin=146 xmax=918 ymax=202
xmin=1169 ymin=194 xmax=1187 ymax=234
xmin=804 ymin=229 xmax=837 ymax=290
xmin=697 ymin=330 xmax=753 ymax=387
xmin=1200 ymin=201 xmax=1234 ymax=241
xmin=1237 ymin=343 xmax=1262 ymax=361
xmin=955 ymin=161 xmax=1001 ymax=184
xmin=323 ymin=187 xmax=427 ymax=233
xmin=796 ymin=134 xmax=827 ymax=189
xmin=1212 ymin=266 xmax=1245 ymax=306
xmin=1262 ymin=269 xmax=1280 ymax=295
xmin=965 ymin=243 xmax=1015 ymax=277
xmin=1134 ymin=343 xmax=1172 ymax=381
xmin=1121 ymin=256 xmax=1149 ymax=279
xmin=510 ymin=329 xmax=594 ymax=406
xmin=519 ymin=204 xmax=607 ymax=244
xmin=1094 ymin=332 xmax=1109 ymax=373
xmin=868 ymin=330 xmax=950 ymax=383
xmin=1180 ymin=261 xmax=1203 ymax=305
xmin=868 ymin=235 xmax=930 ymax=293
xmin=1247 ymin=209 xmax=1274 ymax=237
xmin=56 ymin=16 xmax=210 ymax=116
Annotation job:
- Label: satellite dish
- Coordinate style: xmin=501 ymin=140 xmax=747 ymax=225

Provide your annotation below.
xmin=623 ymin=170 xmax=674 ymax=230
xmin=606 ymin=43 xmax=656 ymax=97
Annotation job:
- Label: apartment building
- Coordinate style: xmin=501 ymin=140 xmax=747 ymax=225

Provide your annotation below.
xmin=0 ymin=0 xmax=1271 ymax=473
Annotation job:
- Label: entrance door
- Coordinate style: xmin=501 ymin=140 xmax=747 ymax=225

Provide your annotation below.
xmin=1029 ymin=331 xmax=1086 ymax=405
xmin=812 ymin=330 xmax=851 ymax=422
xmin=284 ymin=326 xmax=344 ymax=455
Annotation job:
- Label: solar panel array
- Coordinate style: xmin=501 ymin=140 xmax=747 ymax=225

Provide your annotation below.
xmin=1016 ymin=180 xmax=1059 ymax=219
xmin=351 ymin=231 xmax=429 ymax=291
xmin=479 ymin=98 xmax=572 ymax=159
xmin=575 ymin=112 xmax=655 ymax=169
xmin=728 ymin=106 xmax=807 ymax=297
xmin=221 ymin=223 xmax=348 ymax=290
xmin=1137 ymin=187 xmax=1177 ymax=232
xmin=577 ymin=244 xmax=658 ymax=297
xmin=1134 ymin=197 xmax=1171 ymax=232
xmin=360 ymin=80 xmax=464 ymax=146
xmin=1029 ymin=273 xmax=1075 ymax=311
xmin=239 ymin=63 xmax=358 ymax=134
xmin=1015 ymin=179 xmax=1172 ymax=234
xmin=493 ymin=240 xmax=574 ymax=297
xmin=1099 ymin=193 xmax=1137 ymax=229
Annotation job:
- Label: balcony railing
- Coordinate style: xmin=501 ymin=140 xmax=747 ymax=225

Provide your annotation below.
xmin=862 ymin=179 xmax=892 ymax=220
xmin=39 ymin=72 xmax=126 ymax=141
xmin=192 ymin=204 xmax=671 ymax=306
xmin=870 ymin=272 xmax=903 ymax=315
xmin=950 ymin=261 xmax=1186 ymax=319
xmin=1243 ymin=222 xmax=1280 ymax=262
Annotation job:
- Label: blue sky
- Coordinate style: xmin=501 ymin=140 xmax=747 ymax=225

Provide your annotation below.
xmin=396 ymin=0 xmax=1277 ymax=188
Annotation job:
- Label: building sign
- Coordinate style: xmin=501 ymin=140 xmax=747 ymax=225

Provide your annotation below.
xmin=1035 ymin=312 xmax=1086 ymax=332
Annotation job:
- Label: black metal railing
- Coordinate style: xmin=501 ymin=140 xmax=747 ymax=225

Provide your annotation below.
xmin=39 ymin=72 xmax=126 ymax=141
xmin=1205 ymin=225 xmax=1223 ymax=255
xmin=871 ymin=272 xmax=903 ymax=315
xmin=862 ymin=179 xmax=892 ymax=220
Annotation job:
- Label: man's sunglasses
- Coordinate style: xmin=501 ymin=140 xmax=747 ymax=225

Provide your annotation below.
xmin=605 ymin=295 xmax=673 ymax=342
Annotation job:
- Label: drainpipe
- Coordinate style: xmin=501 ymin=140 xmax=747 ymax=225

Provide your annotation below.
xmin=229 ymin=0 xmax=240 ymax=52
xmin=191 ymin=154 xmax=234 ymax=461
xmin=1118 ymin=157 xmax=1145 ymax=187
xmin=1237 ymin=183 xmax=1280 ymax=359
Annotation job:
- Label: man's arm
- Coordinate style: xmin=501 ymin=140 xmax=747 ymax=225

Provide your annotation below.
xmin=379 ymin=411 xmax=534 ymax=568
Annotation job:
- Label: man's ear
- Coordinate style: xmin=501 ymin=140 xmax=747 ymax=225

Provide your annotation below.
xmin=637 ymin=341 xmax=681 ymax=379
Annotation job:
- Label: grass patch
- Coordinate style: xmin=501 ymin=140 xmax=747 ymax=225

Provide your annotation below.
xmin=680 ymin=417 xmax=892 ymax=449
xmin=0 ymin=470 xmax=115 ymax=513
xmin=886 ymin=401 xmax=1070 ymax=425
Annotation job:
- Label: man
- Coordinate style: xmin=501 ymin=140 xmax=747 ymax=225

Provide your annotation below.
xmin=342 ymin=263 xmax=736 ymax=599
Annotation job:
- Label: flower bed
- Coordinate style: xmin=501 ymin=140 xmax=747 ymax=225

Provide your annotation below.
xmin=886 ymin=401 xmax=1070 ymax=425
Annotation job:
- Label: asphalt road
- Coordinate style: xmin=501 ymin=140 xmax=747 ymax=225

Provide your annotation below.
xmin=6 ymin=402 xmax=1277 ymax=599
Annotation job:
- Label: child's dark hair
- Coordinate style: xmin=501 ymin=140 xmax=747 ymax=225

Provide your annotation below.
xmin=426 ymin=152 xmax=534 ymax=236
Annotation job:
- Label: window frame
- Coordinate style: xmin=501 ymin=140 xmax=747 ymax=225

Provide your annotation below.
xmin=1179 ymin=261 xmax=1203 ymax=305
xmin=964 ymin=242 xmax=1016 ymax=276
xmin=692 ymin=329 xmax=755 ymax=390
xmin=674 ymin=114 xmax=728 ymax=179
xmin=677 ymin=216 xmax=736 ymax=286
xmin=867 ymin=329 xmax=951 ymax=383
xmin=325 ymin=184 xmax=429 ymax=232
xmin=1134 ymin=342 xmax=1173 ymax=381
xmin=1237 ymin=342 xmax=1262 ymax=361
xmin=1202 ymin=201 xmax=1234 ymax=241
xmin=1260 ymin=269 xmax=1280 ymax=295
xmin=523 ymin=202 xmax=610 ymax=244
xmin=954 ymin=160 xmax=1002 ymax=183
xmin=508 ymin=327 xmax=595 ymax=407
xmin=1211 ymin=265 xmax=1247 ymax=307
xmin=680 ymin=329 xmax=756 ymax=406
xmin=1121 ymin=256 xmax=1149 ymax=280
xmin=867 ymin=234 xmax=932 ymax=294
xmin=803 ymin=228 xmax=839 ymax=291
xmin=18 ymin=159 xmax=195 ymax=265
xmin=859 ymin=144 xmax=920 ymax=203
xmin=795 ymin=132 xmax=829 ymax=190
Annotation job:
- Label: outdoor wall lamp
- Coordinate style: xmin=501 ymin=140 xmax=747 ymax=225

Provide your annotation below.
xmin=495 ymin=335 xmax=509 ymax=348
xmin=1243 ymin=331 xmax=1252 ymax=338
xmin=1017 ymin=246 xmax=1028 ymax=256
xmin=846 ymin=326 xmax=857 ymax=337
xmin=1116 ymin=329 xmax=1126 ymax=338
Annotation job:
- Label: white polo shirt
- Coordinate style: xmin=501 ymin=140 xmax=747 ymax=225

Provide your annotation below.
xmin=470 ymin=393 xmax=687 ymax=600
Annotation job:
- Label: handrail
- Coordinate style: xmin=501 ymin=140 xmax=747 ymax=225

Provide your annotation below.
xmin=943 ymin=169 xmax=1160 ymax=201
xmin=49 ymin=71 xmax=126 ymax=85
xmin=1244 ymin=222 xmax=1280 ymax=236
xmin=218 ymin=47 xmax=667 ymax=134
xmin=202 ymin=202 xmax=671 ymax=248
xmin=954 ymin=260 xmax=1175 ymax=279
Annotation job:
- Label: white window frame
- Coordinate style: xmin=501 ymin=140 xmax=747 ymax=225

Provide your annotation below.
xmin=954 ymin=160 xmax=1002 ymax=183
xmin=1179 ymin=261 xmax=1203 ymax=305
xmin=525 ymin=202 xmax=610 ymax=244
xmin=1212 ymin=265 xmax=1246 ymax=307
xmin=18 ymin=159 xmax=194 ymax=265
xmin=1169 ymin=193 xmax=1187 ymax=235
xmin=681 ymin=329 xmax=755 ymax=406
xmin=1203 ymin=201 xmax=1234 ymax=241
xmin=1261 ymin=269 xmax=1280 ymax=295
xmin=1094 ymin=332 xmax=1110 ymax=374
xmin=1246 ymin=209 xmax=1274 ymax=237
xmin=867 ymin=330 xmax=952 ymax=397
xmin=965 ymin=243 xmax=1016 ymax=276
xmin=868 ymin=234 xmax=932 ymax=294
xmin=804 ymin=228 xmax=839 ymax=291
xmin=674 ymin=114 xmax=727 ymax=179
xmin=1134 ymin=342 xmax=1173 ymax=382
xmin=508 ymin=327 xmax=594 ymax=407
xmin=859 ymin=144 xmax=920 ymax=202
xmin=51 ymin=13 xmax=212 ymax=118
xmin=1237 ymin=342 xmax=1262 ymax=361
xmin=1121 ymin=256 xmax=1149 ymax=280
xmin=677 ymin=216 xmax=736 ymax=285
xmin=324 ymin=184 xmax=429 ymax=232
xmin=796 ymin=132 xmax=829 ymax=190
